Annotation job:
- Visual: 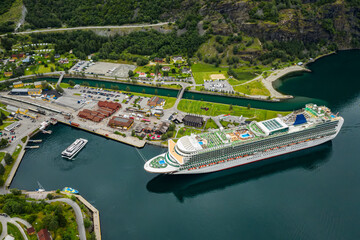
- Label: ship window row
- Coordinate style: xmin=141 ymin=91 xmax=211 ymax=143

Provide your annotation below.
xmin=184 ymin=129 xmax=336 ymax=165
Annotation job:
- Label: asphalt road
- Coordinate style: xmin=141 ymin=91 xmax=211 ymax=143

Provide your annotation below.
xmin=0 ymin=215 xmax=30 ymax=240
xmin=1 ymin=22 xmax=170 ymax=37
xmin=47 ymin=198 xmax=86 ymax=240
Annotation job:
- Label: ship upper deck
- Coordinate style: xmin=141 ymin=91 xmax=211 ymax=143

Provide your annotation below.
xmin=174 ymin=104 xmax=340 ymax=156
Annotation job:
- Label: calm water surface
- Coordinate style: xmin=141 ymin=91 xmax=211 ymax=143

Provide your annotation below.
xmin=12 ymin=50 xmax=360 ymax=239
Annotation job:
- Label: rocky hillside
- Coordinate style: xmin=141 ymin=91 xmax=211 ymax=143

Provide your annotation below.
xmin=196 ymin=0 xmax=360 ymax=49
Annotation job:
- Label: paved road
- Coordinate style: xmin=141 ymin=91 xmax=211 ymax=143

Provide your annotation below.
xmin=47 ymin=198 xmax=86 ymax=240
xmin=2 ymin=22 xmax=170 ymax=36
xmin=0 ymin=215 xmax=29 ymax=240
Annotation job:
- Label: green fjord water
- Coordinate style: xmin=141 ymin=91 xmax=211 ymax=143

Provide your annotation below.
xmin=12 ymin=50 xmax=360 ymax=239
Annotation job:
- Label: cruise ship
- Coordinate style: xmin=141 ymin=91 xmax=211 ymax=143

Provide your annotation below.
xmin=61 ymin=138 xmax=88 ymax=160
xmin=144 ymin=104 xmax=344 ymax=174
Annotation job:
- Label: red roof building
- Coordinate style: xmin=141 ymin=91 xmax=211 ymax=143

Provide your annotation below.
xmin=38 ymin=229 xmax=52 ymax=240
xmin=27 ymin=227 xmax=36 ymax=235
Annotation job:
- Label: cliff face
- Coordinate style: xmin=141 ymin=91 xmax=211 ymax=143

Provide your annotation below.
xmin=197 ymin=0 xmax=360 ymax=49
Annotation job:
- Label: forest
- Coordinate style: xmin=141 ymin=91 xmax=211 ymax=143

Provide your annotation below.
xmin=27 ymin=29 xmax=206 ymax=60
xmin=23 ymin=0 xmax=185 ymax=29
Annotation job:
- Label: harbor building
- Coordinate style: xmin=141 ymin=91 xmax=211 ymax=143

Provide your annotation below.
xmin=108 ymin=116 xmax=134 ymax=129
xmin=183 ymin=115 xmax=204 ymax=128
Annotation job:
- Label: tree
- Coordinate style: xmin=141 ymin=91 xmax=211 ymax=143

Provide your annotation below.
xmin=0 ymin=164 xmax=4 ymax=175
xmin=0 ymin=138 xmax=7 ymax=148
xmin=154 ymin=89 xmax=158 ymax=95
xmin=4 ymin=153 xmax=13 ymax=165
xmin=68 ymin=80 xmax=75 ymax=86
xmin=10 ymin=188 xmax=22 ymax=195
xmin=56 ymin=85 xmax=64 ymax=93
xmin=47 ymin=193 xmax=54 ymax=199
xmin=247 ymin=104 xmax=251 ymax=110
xmin=84 ymin=218 xmax=92 ymax=229
xmin=82 ymin=81 xmax=90 ymax=87
xmin=0 ymin=112 xmax=7 ymax=120
xmin=229 ymin=104 xmax=233 ymax=111
xmin=142 ymin=89 xmax=145 ymax=94
xmin=126 ymin=86 xmax=130 ymax=92
xmin=128 ymin=70 xmax=134 ymax=77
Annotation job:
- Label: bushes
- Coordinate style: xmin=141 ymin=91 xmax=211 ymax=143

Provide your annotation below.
xmin=21 ymin=136 xmax=28 ymax=143
xmin=4 ymin=153 xmax=13 ymax=165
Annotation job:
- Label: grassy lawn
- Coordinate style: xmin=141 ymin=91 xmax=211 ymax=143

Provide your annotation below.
xmin=205 ymin=118 xmax=219 ymax=130
xmin=0 ymin=0 xmax=23 ymax=25
xmin=0 ymin=152 xmax=5 ymax=161
xmin=176 ymin=127 xmax=202 ymax=139
xmin=1 ymin=144 xmax=22 ymax=186
xmin=7 ymin=222 xmax=24 ymax=240
xmin=123 ymin=91 xmax=177 ymax=109
xmin=163 ymin=97 xmax=176 ymax=109
xmin=60 ymin=83 xmax=71 ymax=88
xmin=0 ymin=121 xmax=15 ymax=130
xmin=230 ymin=71 xmax=258 ymax=82
xmin=233 ymin=80 xmax=271 ymax=96
xmin=178 ymin=99 xmax=290 ymax=121
xmin=220 ymin=120 xmax=231 ymax=128
xmin=191 ymin=63 xmax=229 ymax=84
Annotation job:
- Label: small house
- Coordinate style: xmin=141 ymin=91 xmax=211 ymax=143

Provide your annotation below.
xmin=28 ymin=88 xmax=42 ymax=95
xmin=38 ymin=229 xmax=52 ymax=240
xmin=34 ymin=81 xmax=43 ymax=88
xmin=162 ymin=66 xmax=170 ymax=72
xmin=4 ymin=72 xmax=13 ymax=77
xmin=147 ymin=96 xmax=165 ymax=107
xmin=13 ymin=81 xmax=24 ymax=88
xmin=154 ymin=57 xmax=164 ymax=63
xmin=182 ymin=67 xmax=191 ymax=74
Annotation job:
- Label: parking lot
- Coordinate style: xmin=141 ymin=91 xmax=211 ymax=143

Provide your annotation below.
xmin=204 ymin=80 xmax=234 ymax=92
xmin=70 ymin=61 xmax=136 ymax=78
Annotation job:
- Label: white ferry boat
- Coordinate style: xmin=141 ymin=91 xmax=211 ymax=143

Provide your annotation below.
xmin=61 ymin=138 xmax=88 ymax=160
xmin=144 ymin=104 xmax=344 ymax=174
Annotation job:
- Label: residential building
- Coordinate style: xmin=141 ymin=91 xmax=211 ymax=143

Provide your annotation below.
xmin=28 ymin=88 xmax=42 ymax=95
xmin=173 ymin=56 xmax=183 ymax=62
xmin=38 ymin=229 xmax=52 ymax=240
xmin=34 ymin=81 xmax=43 ymax=88
xmin=13 ymin=81 xmax=24 ymax=88
xmin=154 ymin=122 xmax=170 ymax=135
xmin=162 ymin=66 xmax=170 ymax=71
xmin=183 ymin=115 xmax=204 ymax=127
xmin=182 ymin=67 xmax=191 ymax=74
xmin=154 ymin=57 xmax=164 ymax=63
xmin=4 ymin=72 xmax=13 ymax=77
xmin=147 ymin=96 xmax=165 ymax=107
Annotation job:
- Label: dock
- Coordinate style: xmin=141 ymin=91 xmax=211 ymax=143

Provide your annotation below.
xmin=25 ymin=146 xmax=39 ymax=149
xmin=28 ymin=140 xmax=42 ymax=143
xmin=58 ymin=120 xmax=146 ymax=148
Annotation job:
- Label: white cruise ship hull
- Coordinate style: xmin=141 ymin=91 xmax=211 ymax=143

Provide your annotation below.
xmin=145 ymin=117 xmax=343 ymax=175
xmin=173 ymin=134 xmax=334 ymax=174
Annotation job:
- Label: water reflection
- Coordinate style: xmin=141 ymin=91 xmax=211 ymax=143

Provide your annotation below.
xmin=147 ymin=142 xmax=332 ymax=202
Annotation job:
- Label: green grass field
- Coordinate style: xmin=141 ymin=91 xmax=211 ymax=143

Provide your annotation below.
xmin=205 ymin=118 xmax=219 ymax=130
xmin=176 ymin=127 xmax=202 ymax=139
xmin=178 ymin=99 xmax=290 ymax=121
xmin=7 ymin=222 xmax=24 ymax=240
xmin=233 ymin=80 xmax=270 ymax=96
xmin=191 ymin=63 xmax=229 ymax=84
